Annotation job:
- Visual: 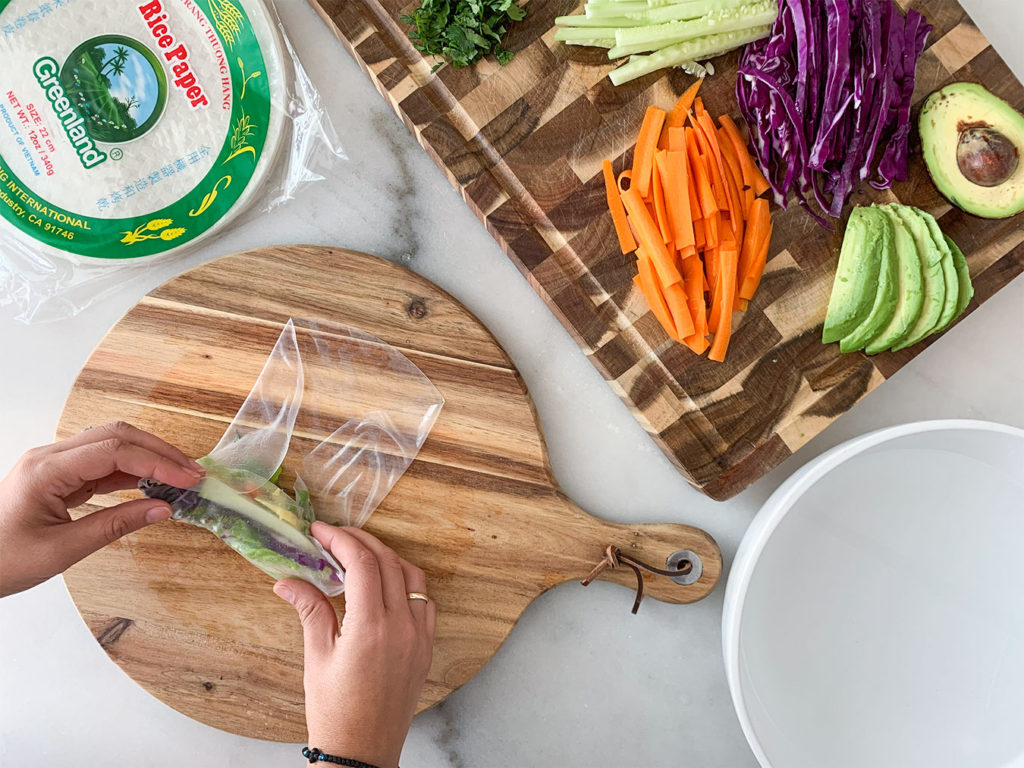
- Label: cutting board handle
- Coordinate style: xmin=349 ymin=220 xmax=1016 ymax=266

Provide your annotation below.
xmin=544 ymin=494 xmax=721 ymax=607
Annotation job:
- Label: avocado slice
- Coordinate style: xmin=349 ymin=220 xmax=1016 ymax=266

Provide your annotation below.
xmin=890 ymin=205 xmax=946 ymax=352
xmin=823 ymin=207 xmax=884 ymax=344
xmin=915 ymin=208 xmax=960 ymax=333
xmin=839 ymin=207 xmax=899 ymax=353
xmin=865 ymin=207 xmax=924 ymax=354
xmin=945 ymin=235 xmax=974 ymax=319
xmin=919 ymin=82 xmax=1024 ymax=219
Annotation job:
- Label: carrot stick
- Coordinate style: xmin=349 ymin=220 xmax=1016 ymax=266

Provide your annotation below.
xmin=663 ymin=281 xmax=696 ymax=339
xmin=693 ymin=111 xmax=730 ymax=214
xmin=682 ymin=331 xmax=710 ymax=355
xmin=737 ymin=198 xmax=770 ymax=298
xmin=708 ymin=243 xmax=738 ymax=362
xmin=651 ymin=152 xmax=672 ymax=244
xmin=718 ymin=155 xmax=745 ymax=245
xmin=684 ymin=145 xmax=703 ymax=223
xmin=693 ymin=217 xmax=706 ymax=251
xmin=663 ymin=78 xmax=704 ymax=131
xmin=708 ymin=233 xmax=738 ymax=334
xmin=635 ymin=249 xmax=677 ymax=338
xmin=736 ymin=297 xmax=749 ymax=311
xmin=685 ymin=128 xmax=717 ymax=220
xmin=694 ymin=97 xmax=705 ymax=116
xmin=657 ymin=150 xmax=695 ymax=259
xmin=718 ymin=114 xmax=770 ymax=197
xmin=668 ymin=126 xmax=687 ymax=153
xmin=740 ymin=227 xmax=773 ymax=301
xmin=737 ymin=202 xmax=763 ymax=297
xmin=681 ymin=255 xmax=709 ymax=352
xmin=717 ymin=128 xmax=745 ymax=192
xmin=706 ymin=244 xmax=720 ymax=333
xmin=633 ymin=274 xmax=677 ymax=340
xmin=621 ymin=186 xmax=682 ymax=286
xmin=704 ymin=210 xmax=719 ymax=250
xmin=743 ymin=185 xmax=755 ymax=215
xmin=632 ymin=106 xmax=666 ymax=200
xmin=718 ymin=126 xmax=754 ymax=216
xmin=603 ymin=160 xmax=636 ymax=255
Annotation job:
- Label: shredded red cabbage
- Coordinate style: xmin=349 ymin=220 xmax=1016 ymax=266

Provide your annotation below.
xmin=736 ymin=0 xmax=931 ymax=227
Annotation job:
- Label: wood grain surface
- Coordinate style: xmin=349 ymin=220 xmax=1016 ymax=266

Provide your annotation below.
xmin=56 ymin=246 xmax=721 ymax=742
xmin=309 ymin=0 xmax=1024 ymax=499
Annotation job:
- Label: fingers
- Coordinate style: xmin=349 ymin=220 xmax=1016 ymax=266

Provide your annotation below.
xmin=399 ymin=559 xmax=429 ymax=623
xmin=425 ymin=599 xmax=437 ymax=640
xmin=62 ymin=471 xmax=141 ymax=508
xmin=310 ymin=523 xmax=433 ymax=628
xmin=90 ymin=471 xmax=147 ymax=495
xmin=49 ymin=422 xmax=200 ymax=472
xmin=42 ymin=439 xmax=202 ymax=496
xmin=310 ymin=522 xmax=384 ymax=621
xmin=273 ymin=579 xmax=338 ymax=660
xmin=339 ymin=526 xmax=413 ymax=614
xmin=55 ymin=497 xmax=172 ymax=568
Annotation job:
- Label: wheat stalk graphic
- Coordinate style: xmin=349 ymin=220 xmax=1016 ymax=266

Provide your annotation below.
xmin=121 ymin=218 xmax=186 ymax=245
xmin=209 ymin=0 xmax=244 ymax=49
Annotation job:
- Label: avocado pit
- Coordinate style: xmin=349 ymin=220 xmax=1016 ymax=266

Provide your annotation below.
xmin=956 ymin=124 xmax=1019 ymax=188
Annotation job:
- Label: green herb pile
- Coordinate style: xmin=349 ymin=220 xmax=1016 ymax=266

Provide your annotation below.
xmin=401 ymin=0 xmax=527 ymax=72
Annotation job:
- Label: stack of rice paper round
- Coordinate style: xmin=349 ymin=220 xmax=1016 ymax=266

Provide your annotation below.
xmin=0 ymin=0 xmax=287 ymax=263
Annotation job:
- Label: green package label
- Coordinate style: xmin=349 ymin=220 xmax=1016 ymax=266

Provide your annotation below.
xmin=0 ymin=0 xmax=275 ymax=259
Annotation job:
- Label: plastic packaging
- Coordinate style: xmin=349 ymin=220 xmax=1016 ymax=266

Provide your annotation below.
xmin=142 ymin=319 xmax=445 ymax=595
xmin=0 ymin=0 xmax=343 ymax=322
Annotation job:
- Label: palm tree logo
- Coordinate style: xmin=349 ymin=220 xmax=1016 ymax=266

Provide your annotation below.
xmin=60 ymin=36 xmax=168 ymax=143
xmin=100 ymin=46 xmax=130 ymax=78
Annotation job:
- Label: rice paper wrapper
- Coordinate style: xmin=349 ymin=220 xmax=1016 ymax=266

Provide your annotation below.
xmin=142 ymin=318 xmax=445 ymax=596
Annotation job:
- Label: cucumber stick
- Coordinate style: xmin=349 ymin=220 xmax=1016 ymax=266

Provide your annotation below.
xmin=556 ymin=26 xmax=631 ymax=41
xmin=554 ymin=14 xmax=643 ymax=27
xmin=611 ymin=0 xmax=778 ymax=57
xmin=199 ymin=476 xmax=314 ymax=551
xmin=639 ymin=0 xmax=754 ymax=25
xmin=556 ymin=0 xmax=777 ymax=86
xmin=587 ymin=2 xmax=649 ymax=17
xmin=609 ymin=24 xmax=774 ymax=85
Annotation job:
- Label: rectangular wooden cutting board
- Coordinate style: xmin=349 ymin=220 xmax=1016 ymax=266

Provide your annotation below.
xmin=308 ymin=0 xmax=1024 ymax=499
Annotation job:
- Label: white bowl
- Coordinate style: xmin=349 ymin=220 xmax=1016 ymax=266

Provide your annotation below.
xmin=723 ymin=420 xmax=1024 ymax=768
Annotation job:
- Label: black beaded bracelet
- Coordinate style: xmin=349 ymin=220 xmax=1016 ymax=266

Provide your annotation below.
xmin=302 ymin=746 xmax=382 ymax=767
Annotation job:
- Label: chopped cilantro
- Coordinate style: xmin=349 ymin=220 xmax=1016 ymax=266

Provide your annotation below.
xmin=400 ymin=0 xmax=527 ymax=72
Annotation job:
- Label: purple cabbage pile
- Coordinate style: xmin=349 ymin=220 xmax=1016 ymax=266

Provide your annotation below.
xmin=736 ymin=0 xmax=932 ymax=226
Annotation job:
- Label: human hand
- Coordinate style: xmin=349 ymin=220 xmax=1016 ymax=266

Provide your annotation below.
xmin=274 ymin=523 xmax=436 ymax=768
xmin=0 ymin=422 xmax=203 ymax=597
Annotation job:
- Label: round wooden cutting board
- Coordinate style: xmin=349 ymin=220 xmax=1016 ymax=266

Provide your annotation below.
xmin=57 ymin=246 xmax=721 ymax=742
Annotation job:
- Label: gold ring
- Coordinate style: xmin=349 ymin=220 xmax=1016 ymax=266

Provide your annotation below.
xmin=407 ymin=592 xmax=429 ymax=602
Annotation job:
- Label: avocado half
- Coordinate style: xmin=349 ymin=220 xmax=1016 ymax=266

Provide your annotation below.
xmin=920 ymin=82 xmax=1024 ymax=219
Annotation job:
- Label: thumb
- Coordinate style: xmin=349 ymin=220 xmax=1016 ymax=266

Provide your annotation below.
xmin=58 ymin=498 xmax=172 ymax=568
xmin=273 ymin=579 xmax=338 ymax=659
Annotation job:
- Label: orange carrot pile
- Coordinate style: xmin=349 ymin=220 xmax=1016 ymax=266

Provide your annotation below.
xmin=604 ymin=80 xmax=773 ymax=363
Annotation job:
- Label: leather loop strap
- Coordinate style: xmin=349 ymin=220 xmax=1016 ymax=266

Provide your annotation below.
xmin=581 ymin=545 xmax=693 ymax=614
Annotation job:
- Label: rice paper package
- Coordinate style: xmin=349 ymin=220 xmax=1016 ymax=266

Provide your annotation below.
xmin=141 ymin=319 xmax=445 ymax=595
xmin=0 ymin=0 xmax=343 ymax=322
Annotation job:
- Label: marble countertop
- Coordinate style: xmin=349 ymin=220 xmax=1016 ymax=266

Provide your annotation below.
xmin=2 ymin=1 xmax=1022 ymax=766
